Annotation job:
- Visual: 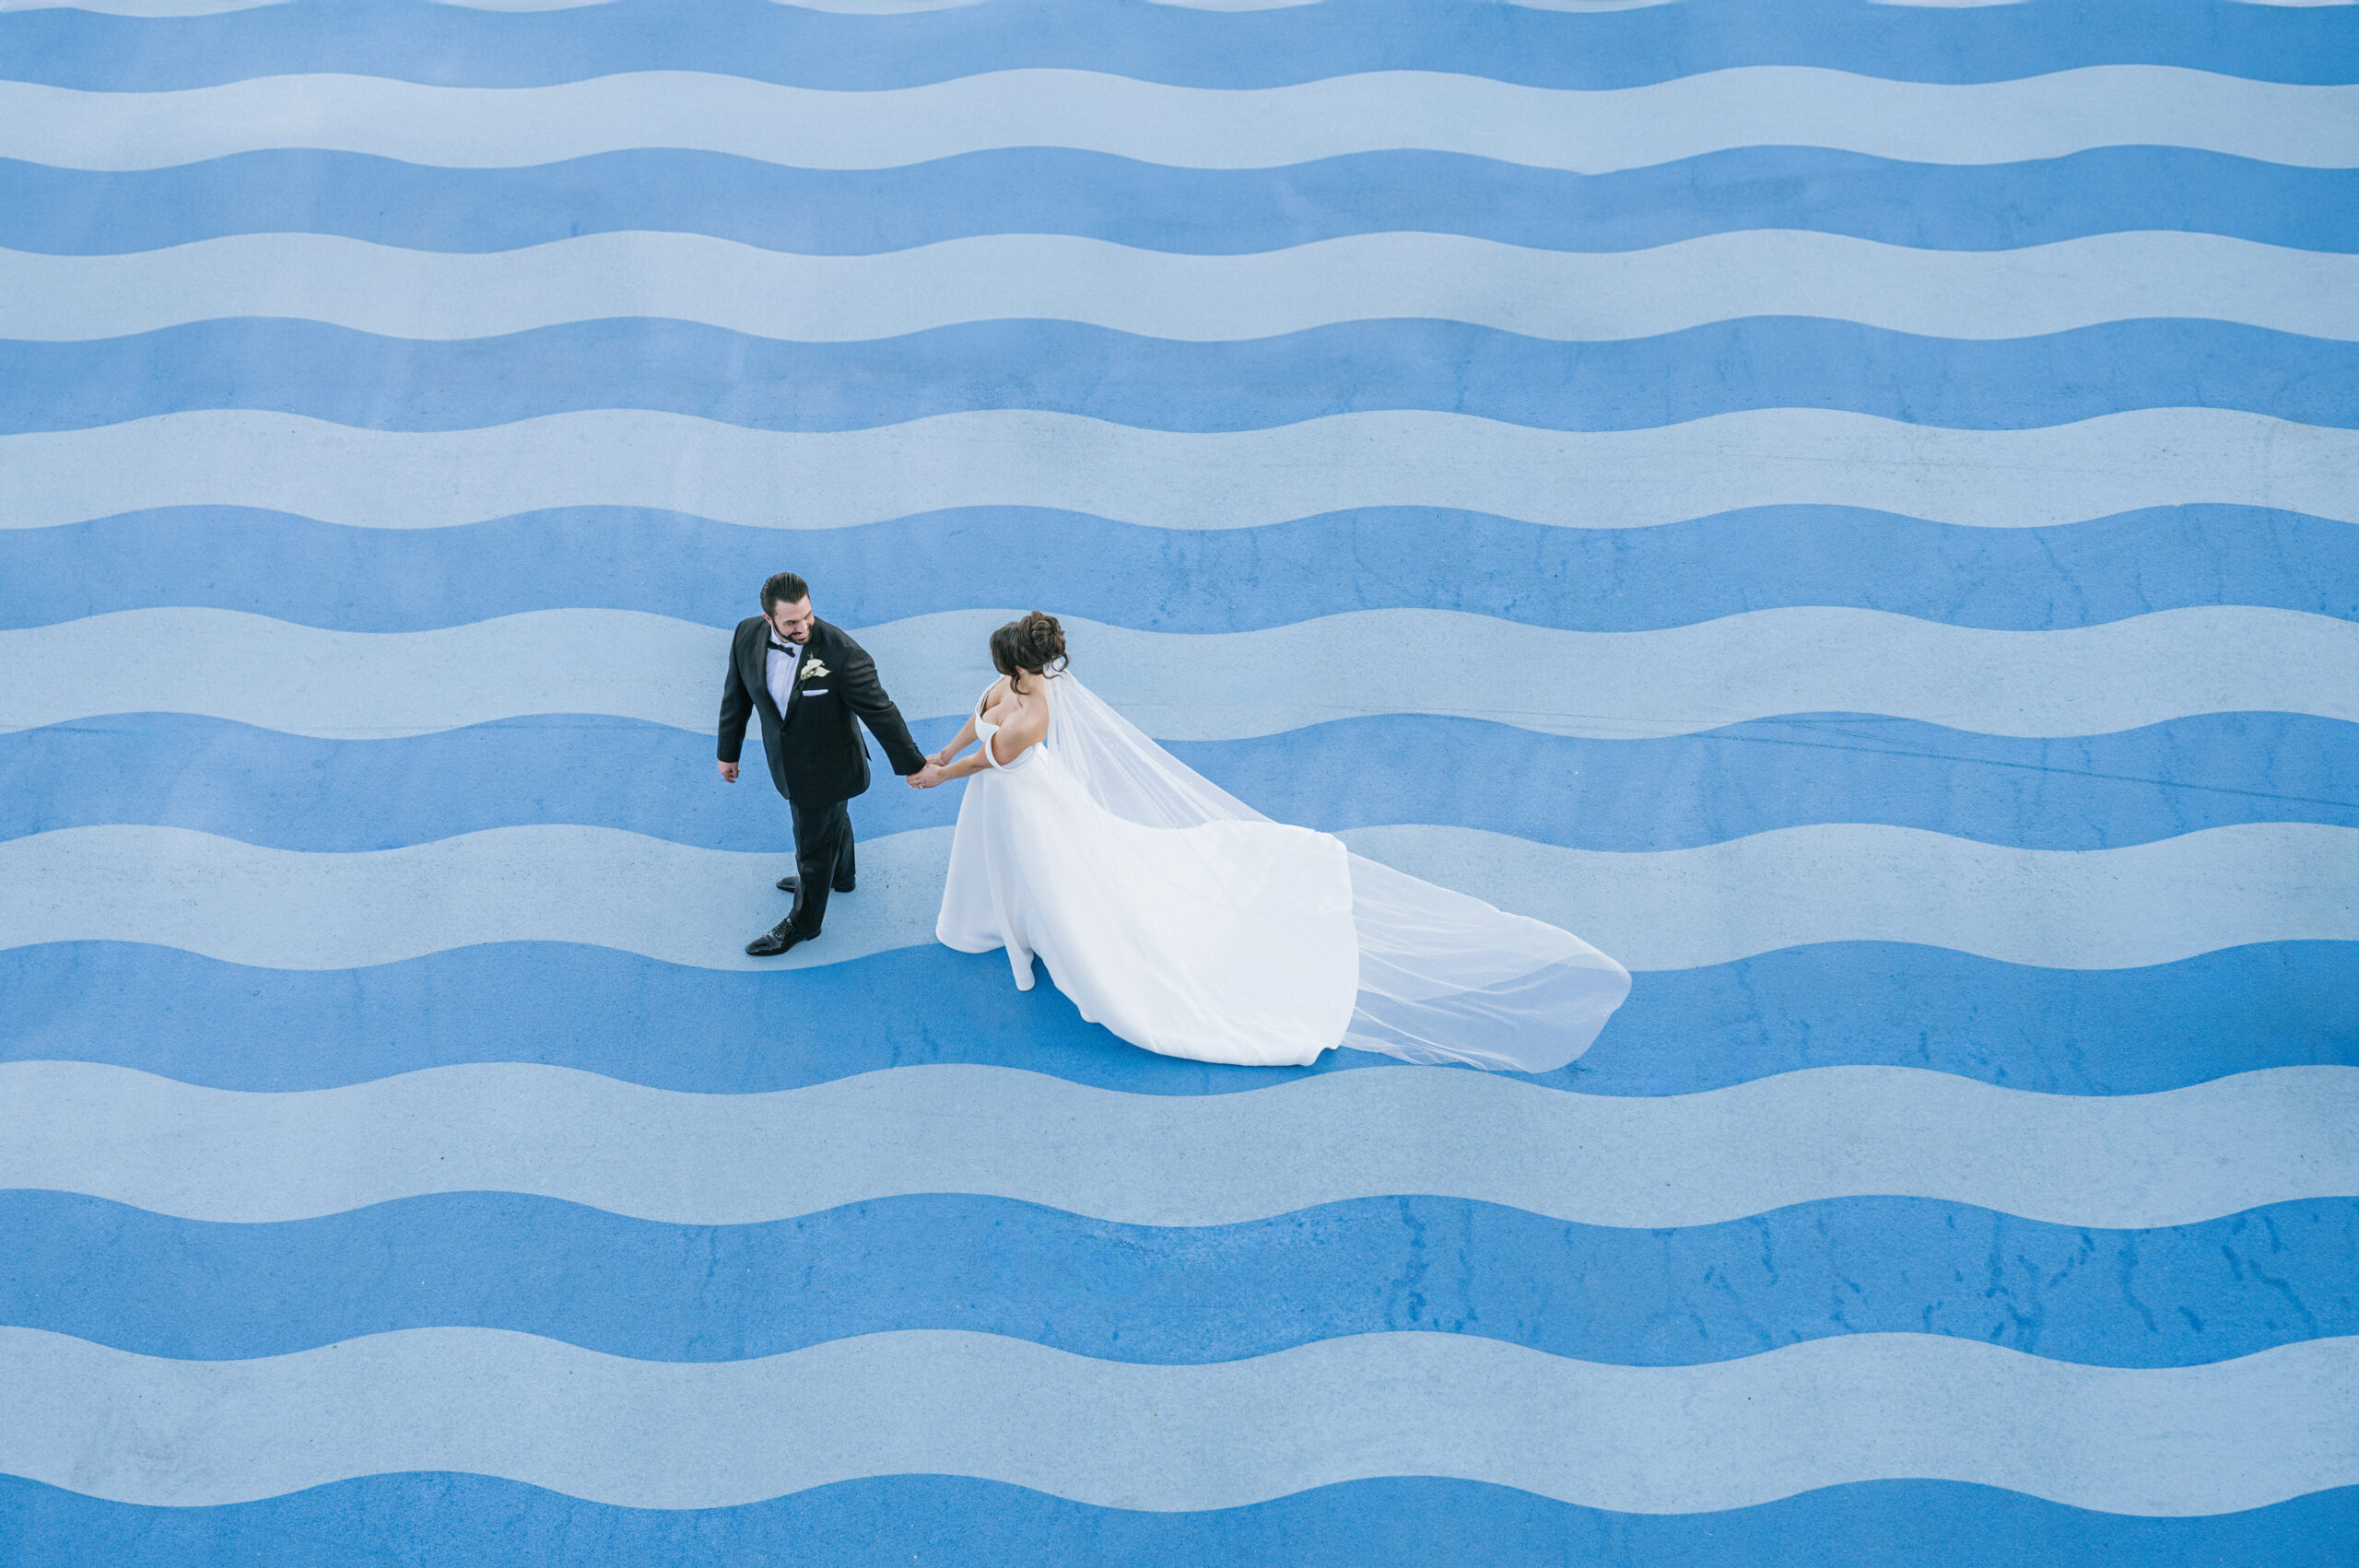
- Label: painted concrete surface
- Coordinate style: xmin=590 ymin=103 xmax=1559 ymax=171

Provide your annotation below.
xmin=1 ymin=2 xmax=2354 ymax=1563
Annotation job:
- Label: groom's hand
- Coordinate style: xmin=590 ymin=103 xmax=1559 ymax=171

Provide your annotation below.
xmin=717 ymin=761 xmax=740 ymax=783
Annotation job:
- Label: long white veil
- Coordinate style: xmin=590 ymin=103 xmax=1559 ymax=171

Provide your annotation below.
xmin=1043 ymin=673 xmax=1631 ymax=1073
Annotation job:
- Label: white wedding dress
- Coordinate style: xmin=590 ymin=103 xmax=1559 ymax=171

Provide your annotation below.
xmin=934 ymin=673 xmax=1631 ymax=1071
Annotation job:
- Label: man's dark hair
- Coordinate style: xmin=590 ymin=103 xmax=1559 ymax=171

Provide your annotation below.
xmin=760 ymin=572 xmax=810 ymax=614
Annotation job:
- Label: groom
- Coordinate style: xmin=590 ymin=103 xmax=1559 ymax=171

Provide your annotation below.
xmin=717 ymin=572 xmax=929 ymax=956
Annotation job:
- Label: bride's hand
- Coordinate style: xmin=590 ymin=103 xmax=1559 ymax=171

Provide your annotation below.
xmin=910 ymin=762 xmax=947 ymax=789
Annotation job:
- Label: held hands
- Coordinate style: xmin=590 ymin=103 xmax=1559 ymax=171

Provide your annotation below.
xmin=716 ymin=761 xmax=740 ymax=783
xmin=908 ymin=743 xmax=959 ymax=788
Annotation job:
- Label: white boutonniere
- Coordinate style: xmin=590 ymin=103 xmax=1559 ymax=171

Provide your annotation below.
xmin=799 ymin=659 xmax=831 ymax=682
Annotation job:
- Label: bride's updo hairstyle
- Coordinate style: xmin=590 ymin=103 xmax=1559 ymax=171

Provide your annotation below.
xmin=992 ymin=611 xmax=1068 ymax=681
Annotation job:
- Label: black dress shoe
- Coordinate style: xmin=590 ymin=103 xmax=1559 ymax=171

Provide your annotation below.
xmin=776 ymin=874 xmax=800 ymax=893
xmin=745 ymin=919 xmax=818 ymax=957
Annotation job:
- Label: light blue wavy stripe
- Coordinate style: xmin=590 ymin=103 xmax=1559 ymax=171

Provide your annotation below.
xmin=6 ymin=1059 xmax=2353 ymax=1227
xmin=8 ymin=410 xmax=2345 ymax=532
xmin=6 ymin=1325 xmax=2356 ymax=1512
xmin=7 ymin=68 xmax=2351 ymax=174
xmin=6 ymin=820 xmax=2350 ymax=972
xmin=10 ymin=232 xmax=2347 ymax=341
xmin=8 ymin=606 xmax=2351 ymax=743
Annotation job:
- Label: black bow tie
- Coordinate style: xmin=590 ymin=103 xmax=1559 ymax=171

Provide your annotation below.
xmin=769 ymin=640 xmax=798 ymax=654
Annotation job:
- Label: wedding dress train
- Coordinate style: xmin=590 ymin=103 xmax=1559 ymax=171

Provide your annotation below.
xmin=934 ymin=673 xmax=1630 ymax=1071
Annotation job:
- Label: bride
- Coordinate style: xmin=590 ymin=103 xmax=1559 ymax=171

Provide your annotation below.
xmin=908 ymin=613 xmax=1630 ymax=1071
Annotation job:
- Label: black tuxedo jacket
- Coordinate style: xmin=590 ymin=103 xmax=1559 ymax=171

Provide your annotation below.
xmin=717 ymin=616 xmax=928 ymax=805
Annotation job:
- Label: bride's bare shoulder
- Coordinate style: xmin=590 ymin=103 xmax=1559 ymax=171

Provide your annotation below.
xmin=1007 ymin=696 xmax=1051 ymax=737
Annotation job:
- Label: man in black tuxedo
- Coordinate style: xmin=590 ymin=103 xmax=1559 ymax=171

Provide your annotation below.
xmin=717 ymin=572 xmax=928 ymax=956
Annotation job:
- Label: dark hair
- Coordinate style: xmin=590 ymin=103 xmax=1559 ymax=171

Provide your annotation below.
xmin=759 ymin=571 xmax=810 ymax=614
xmin=991 ymin=612 xmax=1068 ymax=683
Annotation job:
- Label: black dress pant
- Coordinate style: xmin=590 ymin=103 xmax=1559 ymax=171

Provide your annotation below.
xmin=788 ymin=796 xmax=856 ymax=934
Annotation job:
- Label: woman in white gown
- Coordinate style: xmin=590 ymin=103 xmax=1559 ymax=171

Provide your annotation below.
xmin=911 ymin=613 xmax=1630 ymax=1071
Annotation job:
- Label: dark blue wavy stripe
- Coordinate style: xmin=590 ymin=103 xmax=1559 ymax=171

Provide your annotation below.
xmin=6 ymin=941 xmax=2349 ymax=1098
xmin=14 ymin=505 xmax=2356 ymax=635
xmin=4 ymin=1474 xmax=2354 ymax=1568
xmin=10 ymin=147 xmax=2348 ymax=257
xmin=2 ymin=0 xmax=2345 ymax=91
xmin=9 ymin=712 xmax=2353 ymax=855
xmin=9 ymin=1190 xmax=2350 ymax=1369
xmin=9 ymin=318 xmax=2350 ymax=435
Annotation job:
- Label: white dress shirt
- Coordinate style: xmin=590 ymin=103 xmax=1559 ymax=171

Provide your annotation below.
xmin=764 ymin=638 xmax=803 ymax=716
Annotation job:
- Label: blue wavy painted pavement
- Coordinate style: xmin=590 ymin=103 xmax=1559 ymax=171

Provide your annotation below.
xmin=3 ymin=0 xmax=2355 ymax=1562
